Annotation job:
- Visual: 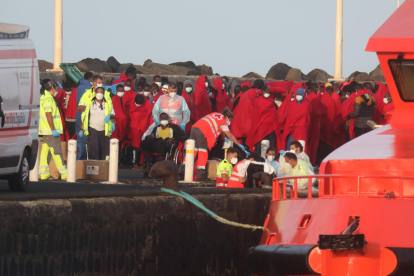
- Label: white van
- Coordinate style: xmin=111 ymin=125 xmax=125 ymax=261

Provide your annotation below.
xmin=0 ymin=23 xmax=39 ymax=191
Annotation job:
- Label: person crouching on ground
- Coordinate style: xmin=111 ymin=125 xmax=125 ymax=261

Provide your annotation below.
xmin=141 ymin=113 xmax=188 ymax=177
xmin=79 ymin=87 xmax=115 ymax=160
xmin=216 ymin=147 xmax=239 ymax=188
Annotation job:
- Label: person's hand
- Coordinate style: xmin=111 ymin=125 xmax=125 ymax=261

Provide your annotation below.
xmin=224 ymin=138 xmax=231 ymax=143
xmin=238 ymin=144 xmax=245 ymax=151
xmin=231 ymin=93 xmax=235 ymax=99
xmin=180 ymin=124 xmax=186 ymax=131
xmin=104 ymin=114 xmax=111 ymax=123
xmin=111 ymin=122 xmax=115 ymax=132
xmin=78 ymin=130 xmax=84 ymax=138
xmin=156 ymin=122 xmax=160 ymax=126
xmin=167 ymin=138 xmax=174 ymax=145
xmin=279 ymin=150 xmax=286 ymax=155
xmin=52 ymin=130 xmax=60 ymax=137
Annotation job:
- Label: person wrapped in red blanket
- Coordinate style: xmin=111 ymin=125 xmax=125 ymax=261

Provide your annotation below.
xmin=182 ymin=80 xmax=199 ymax=133
xmin=193 ymin=76 xmax=212 ymax=119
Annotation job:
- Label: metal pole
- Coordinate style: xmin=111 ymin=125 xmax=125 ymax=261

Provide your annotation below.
xmin=333 ymin=0 xmax=343 ymax=81
xmin=184 ymin=139 xmax=195 ymax=182
xmin=53 ymin=0 xmax=63 ymax=70
xmin=398 ymin=0 xmax=400 ymax=7
xmin=66 ymin=140 xmax=77 ymax=182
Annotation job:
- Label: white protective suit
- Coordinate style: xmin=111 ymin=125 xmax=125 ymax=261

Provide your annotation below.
xmin=152 ymin=94 xmax=190 ymax=126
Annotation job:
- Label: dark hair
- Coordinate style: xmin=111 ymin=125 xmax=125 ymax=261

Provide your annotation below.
xmin=241 ymin=86 xmax=250 ymax=92
xmin=137 ymin=81 xmax=145 ymax=88
xmin=93 ymin=75 xmax=102 ymax=82
xmin=169 ymin=82 xmax=177 ymax=89
xmin=116 ymin=84 xmax=124 ymax=90
xmin=161 ymin=77 xmax=169 ymax=84
xmin=284 ymin=152 xmax=297 ymax=161
xmin=253 ymin=79 xmax=264 ymax=90
xmin=135 ymin=93 xmax=144 ymax=105
xmin=354 ymin=83 xmax=363 ymax=91
xmin=248 ymin=152 xmax=260 ymax=160
xmin=125 ymin=67 xmax=136 ymax=75
xmin=43 ymin=80 xmax=57 ymax=91
xmin=144 ymin=84 xmax=151 ymax=90
xmin=63 ymin=81 xmax=73 ymax=89
xmin=234 ymin=85 xmax=241 ymax=91
xmin=363 ymin=82 xmax=372 ymax=88
xmin=262 ymin=85 xmax=270 ymax=93
xmin=221 ymin=107 xmax=233 ymax=119
xmin=151 ymin=83 xmax=159 ymax=90
xmin=84 ymin=72 xmax=93 ymax=80
xmin=160 ymin=112 xmax=169 ymax=119
xmin=290 ymin=141 xmax=303 ymax=152
xmin=274 ymin=93 xmax=283 ymax=100
xmin=138 ymin=77 xmax=147 ymax=84
xmin=326 ymin=87 xmax=334 ymax=93
xmin=256 ymin=157 xmax=265 ymax=162
xmin=227 ymin=147 xmax=238 ymax=155
xmin=95 ymin=87 xmax=105 ymax=93
xmin=153 ymin=75 xmax=161 ymax=81
xmin=266 ymin=147 xmax=276 ymax=154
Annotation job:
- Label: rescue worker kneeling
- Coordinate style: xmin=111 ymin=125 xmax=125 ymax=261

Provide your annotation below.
xmin=79 ymin=87 xmax=115 ymax=160
xmin=39 ymin=81 xmax=67 ymax=180
xmin=141 ymin=113 xmax=188 ymax=176
xmin=216 ymin=147 xmax=238 ymax=188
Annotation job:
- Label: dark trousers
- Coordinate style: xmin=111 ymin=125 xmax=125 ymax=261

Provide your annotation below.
xmin=141 ymin=138 xmax=171 ymax=158
xmin=354 ymin=127 xmax=370 ymax=138
xmin=255 ymin=132 xmax=276 ymax=155
xmin=86 ymin=127 xmax=110 ymax=160
xmin=66 ymin=121 xmax=76 ymax=140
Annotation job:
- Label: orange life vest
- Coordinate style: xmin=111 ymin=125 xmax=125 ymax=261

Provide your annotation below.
xmin=227 ymin=161 xmax=245 ymax=188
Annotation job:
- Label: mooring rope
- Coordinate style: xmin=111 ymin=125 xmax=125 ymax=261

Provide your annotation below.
xmin=160 ymin=188 xmax=264 ymax=231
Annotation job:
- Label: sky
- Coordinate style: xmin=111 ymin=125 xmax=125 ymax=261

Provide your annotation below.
xmin=2 ymin=0 xmax=401 ymax=78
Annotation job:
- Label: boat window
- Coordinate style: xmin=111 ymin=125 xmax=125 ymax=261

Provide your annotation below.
xmin=0 ymin=31 xmax=27 ymax=39
xmin=389 ymin=59 xmax=414 ymax=102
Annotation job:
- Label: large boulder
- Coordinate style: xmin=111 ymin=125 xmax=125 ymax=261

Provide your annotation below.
xmin=265 ymin=63 xmax=292 ymax=80
xmin=242 ymin=72 xmax=264 ymax=79
xmin=106 ymin=56 xmax=120 ymax=73
xmin=369 ymin=65 xmax=385 ymax=82
xmin=38 ymin=60 xmax=53 ymax=71
xmin=143 ymin=59 xmax=196 ymax=75
xmin=348 ymin=71 xmax=370 ymax=82
xmin=306 ymin=69 xmax=333 ymax=83
xmin=169 ymin=61 xmax=198 ymax=71
xmin=197 ymin=64 xmax=214 ymax=76
xmin=76 ymin=58 xmax=113 ymax=73
xmin=285 ymin=68 xmax=309 ymax=82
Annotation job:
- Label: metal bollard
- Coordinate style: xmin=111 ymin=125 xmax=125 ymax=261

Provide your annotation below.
xmin=29 ymin=144 xmax=40 ymax=182
xmin=261 ymin=140 xmax=270 ymax=158
xmin=184 ymin=139 xmax=195 ymax=182
xmin=66 ymin=139 xmax=77 ymax=182
xmin=222 ymin=139 xmax=233 ymax=159
xmin=108 ymin=139 xmax=119 ymax=183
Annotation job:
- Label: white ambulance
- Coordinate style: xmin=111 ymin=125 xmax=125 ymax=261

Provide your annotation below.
xmin=0 ymin=23 xmax=39 ymax=191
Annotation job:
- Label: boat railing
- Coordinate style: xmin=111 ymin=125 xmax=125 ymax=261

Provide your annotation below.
xmin=272 ymin=174 xmax=414 ymax=200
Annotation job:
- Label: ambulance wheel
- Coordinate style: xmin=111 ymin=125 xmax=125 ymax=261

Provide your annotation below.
xmin=8 ymin=151 xmax=30 ymax=191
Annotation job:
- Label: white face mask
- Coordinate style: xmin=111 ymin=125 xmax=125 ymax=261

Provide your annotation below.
xmin=155 ymin=82 xmax=162 ymax=87
xmin=222 ymin=84 xmax=225 ymax=89
xmin=291 ymin=98 xmax=294 ymax=101
xmin=383 ymin=98 xmax=389 ymax=104
xmin=169 ymin=92 xmax=176 ymax=98
xmin=208 ymin=92 xmax=213 ymax=97
xmin=185 ymin=87 xmax=193 ymax=93
xmin=135 ymin=103 xmax=141 ymax=107
xmin=96 ymin=83 xmax=103 ymax=88
xmin=90 ymin=81 xmax=93 ymax=85
xmin=205 ymin=82 xmax=209 ymax=87
xmin=263 ymin=93 xmax=270 ymax=98
xmin=124 ymin=86 xmax=131 ymax=91
xmin=230 ymin=157 xmax=238 ymax=165
xmin=144 ymin=91 xmax=150 ymax=96
xmin=160 ymin=120 xmax=169 ymax=126
xmin=345 ymin=94 xmax=350 ymax=99
xmin=65 ymin=91 xmax=72 ymax=95
xmin=53 ymin=91 xmax=58 ymax=97
xmin=296 ymin=95 xmax=303 ymax=101
xmin=267 ymin=155 xmax=275 ymax=161
xmin=117 ymin=92 xmax=124 ymax=97
xmin=226 ymin=120 xmax=231 ymax=126
xmin=96 ymin=93 xmax=104 ymax=100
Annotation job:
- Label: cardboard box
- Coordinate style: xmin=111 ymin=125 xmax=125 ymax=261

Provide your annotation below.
xmin=76 ymin=160 xmax=109 ymax=180
xmin=206 ymin=160 xmax=220 ymax=181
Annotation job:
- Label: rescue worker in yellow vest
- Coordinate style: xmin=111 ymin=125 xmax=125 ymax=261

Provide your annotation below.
xmin=78 ymin=87 xmax=115 ymax=160
xmin=77 ymin=75 xmax=112 ymax=111
xmin=39 ymin=81 xmax=67 ymax=180
xmin=216 ymin=147 xmax=238 ymax=188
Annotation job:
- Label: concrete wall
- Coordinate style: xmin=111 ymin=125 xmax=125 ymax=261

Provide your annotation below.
xmin=0 ymin=193 xmax=271 ymax=276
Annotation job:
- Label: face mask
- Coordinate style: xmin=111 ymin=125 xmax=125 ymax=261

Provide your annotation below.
xmin=153 ymin=91 xmax=158 ymax=96
xmin=53 ymin=91 xmax=58 ymax=97
xmin=383 ymin=98 xmax=389 ymax=104
xmin=135 ymin=103 xmax=141 ymax=107
xmin=222 ymin=84 xmax=225 ymax=89
xmin=230 ymin=157 xmax=238 ymax=165
xmin=336 ymin=90 xmax=340 ymax=94
xmin=117 ymin=92 xmax=124 ymax=97
xmin=185 ymin=87 xmax=193 ymax=93
xmin=96 ymin=83 xmax=103 ymax=88
xmin=160 ymin=120 xmax=169 ymax=126
xmin=208 ymin=92 xmax=213 ymax=97
xmin=124 ymin=87 xmax=131 ymax=91
xmin=345 ymin=94 xmax=350 ymax=99
xmin=90 ymin=81 xmax=93 ymax=85
xmin=96 ymin=93 xmax=104 ymax=100
xmin=155 ymin=82 xmax=162 ymax=87
xmin=267 ymin=155 xmax=275 ymax=161
xmin=226 ymin=120 xmax=231 ymax=126
xmin=291 ymin=98 xmax=294 ymax=101
xmin=296 ymin=95 xmax=303 ymax=101
xmin=205 ymin=82 xmax=209 ymax=87
xmin=144 ymin=91 xmax=150 ymax=96
xmin=169 ymin=92 xmax=176 ymax=98
xmin=65 ymin=91 xmax=72 ymax=95
xmin=263 ymin=93 xmax=270 ymax=98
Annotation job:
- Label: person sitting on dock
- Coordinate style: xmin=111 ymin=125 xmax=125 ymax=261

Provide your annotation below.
xmin=290 ymin=141 xmax=314 ymax=173
xmin=284 ymin=152 xmax=315 ymax=192
xmin=216 ymin=147 xmax=239 ymax=188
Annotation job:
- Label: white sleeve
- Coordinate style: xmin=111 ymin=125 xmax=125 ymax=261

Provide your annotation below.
xmin=142 ymin=122 xmax=156 ymax=140
xmin=220 ymin=125 xmax=229 ymax=132
xmin=111 ymin=103 xmax=115 ymax=115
